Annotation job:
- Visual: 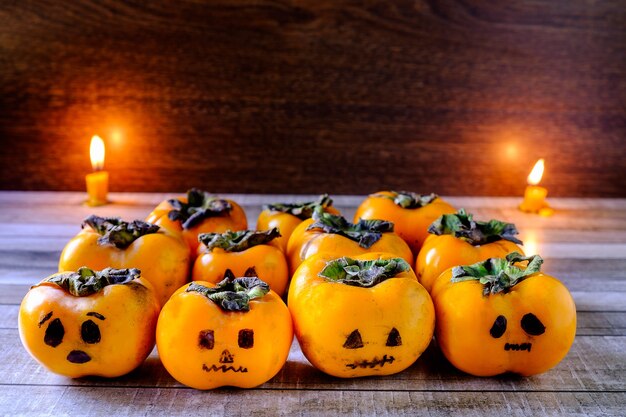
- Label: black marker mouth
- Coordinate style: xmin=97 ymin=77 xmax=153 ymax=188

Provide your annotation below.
xmin=67 ymin=350 xmax=91 ymax=363
xmin=202 ymin=364 xmax=248 ymax=373
xmin=504 ymin=343 xmax=532 ymax=352
xmin=346 ymin=355 xmax=395 ymax=369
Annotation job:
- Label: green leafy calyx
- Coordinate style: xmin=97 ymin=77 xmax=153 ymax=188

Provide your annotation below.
xmin=45 ymin=267 xmax=141 ymax=297
xmin=307 ymin=208 xmax=394 ymax=249
xmin=168 ymin=188 xmax=232 ymax=229
xmin=428 ymin=209 xmax=522 ymax=246
xmin=451 ymin=252 xmax=543 ymax=295
xmin=319 ymin=256 xmax=410 ymax=287
xmin=263 ymin=194 xmax=334 ymax=220
xmin=186 ymin=273 xmax=270 ymax=311
xmin=372 ymin=191 xmax=437 ymax=209
xmin=83 ymin=215 xmax=160 ymax=249
xmin=198 ymin=228 xmax=281 ymax=252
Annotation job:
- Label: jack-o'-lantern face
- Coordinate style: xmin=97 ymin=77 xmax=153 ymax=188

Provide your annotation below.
xmin=18 ymin=268 xmax=160 ymax=378
xmin=431 ymin=253 xmax=577 ymax=377
xmin=156 ymin=277 xmax=293 ymax=390
xmin=288 ymin=252 xmax=435 ymax=378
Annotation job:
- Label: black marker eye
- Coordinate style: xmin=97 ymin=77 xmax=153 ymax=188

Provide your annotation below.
xmin=343 ymin=329 xmax=364 ymax=349
xmin=81 ymin=320 xmax=101 ymax=344
xmin=199 ymin=330 xmax=215 ymax=349
xmin=238 ymin=329 xmax=254 ymax=349
xmin=44 ymin=318 xmax=64 ymax=347
xmin=521 ymin=313 xmax=545 ymax=336
xmin=386 ymin=327 xmax=402 ymax=347
xmin=490 ymin=315 xmax=507 ymax=338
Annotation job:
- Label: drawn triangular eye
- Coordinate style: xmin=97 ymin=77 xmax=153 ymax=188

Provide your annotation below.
xmin=386 ymin=327 xmax=402 ymax=347
xmin=343 ymin=329 xmax=364 ymax=349
xmin=490 ymin=315 xmax=507 ymax=338
xmin=521 ymin=313 xmax=545 ymax=335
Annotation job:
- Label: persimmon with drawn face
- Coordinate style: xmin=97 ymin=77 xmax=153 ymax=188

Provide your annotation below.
xmin=288 ymin=252 xmax=434 ymax=378
xmin=19 ymin=267 xmax=160 ymax=378
xmin=431 ymin=253 xmax=577 ymax=377
xmin=156 ymin=275 xmax=293 ymax=389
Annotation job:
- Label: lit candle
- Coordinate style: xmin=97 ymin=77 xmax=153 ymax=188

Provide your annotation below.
xmin=519 ymin=158 xmax=552 ymax=215
xmin=85 ymin=135 xmax=109 ymax=206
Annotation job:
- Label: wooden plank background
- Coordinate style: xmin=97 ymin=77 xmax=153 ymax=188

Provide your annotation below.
xmin=0 ymin=1 xmax=625 ymax=197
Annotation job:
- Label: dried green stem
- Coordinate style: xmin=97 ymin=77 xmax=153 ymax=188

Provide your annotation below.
xmin=263 ymin=194 xmax=334 ymax=220
xmin=198 ymin=228 xmax=280 ymax=252
xmin=186 ymin=274 xmax=270 ymax=311
xmin=428 ymin=209 xmax=522 ymax=246
xmin=45 ymin=267 xmax=141 ymax=297
xmin=82 ymin=215 xmax=159 ymax=249
xmin=168 ymin=188 xmax=232 ymax=229
xmin=307 ymin=208 xmax=394 ymax=249
xmin=372 ymin=191 xmax=437 ymax=209
xmin=452 ymin=252 xmax=543 ymax=295
xmin=319 ymin=256 xmax=410 ymax=287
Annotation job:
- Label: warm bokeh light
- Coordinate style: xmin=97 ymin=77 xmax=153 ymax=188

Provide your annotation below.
xmin=90 ymin=135 xmax=105 ymax=171
xmin=527 ymin=158 xmax=544 ymax=185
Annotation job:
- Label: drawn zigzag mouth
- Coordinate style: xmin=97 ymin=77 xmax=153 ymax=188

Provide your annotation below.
xmin=202 ymin=364 xmax=248 ymax=373
xmin=504 ymin=343 xmax=532 ymax=352
xmin=346 ymin=355 xmax=395 ymax=369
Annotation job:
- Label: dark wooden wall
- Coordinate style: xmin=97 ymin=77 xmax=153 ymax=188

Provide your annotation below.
xmin=0 ymin=1 xmax=624 ymax=197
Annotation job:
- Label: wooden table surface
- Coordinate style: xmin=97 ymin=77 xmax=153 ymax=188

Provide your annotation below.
xmin=1 ymin=192 xmax=625 ymax=416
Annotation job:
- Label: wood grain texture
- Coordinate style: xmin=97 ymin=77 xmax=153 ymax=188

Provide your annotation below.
xmin=0 ymin=192 xmax=625 ymax=415
xmin=0 ymin=1 xmax=625 ymax=196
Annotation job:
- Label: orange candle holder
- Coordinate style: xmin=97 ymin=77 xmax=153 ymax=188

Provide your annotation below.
xmin=85 ymin=135 xmax=109 ymax=206
xmin=519 ymin=159 xmax=553 ymax=216
xmin=86 ymin=171 xmax=109 ymax=206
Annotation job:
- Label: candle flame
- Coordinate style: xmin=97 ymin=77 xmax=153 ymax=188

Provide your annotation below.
xmin=527 ymin=158 xmax=544 ymax=185
xmin=90 ymin=135 xmax=105 ymax=171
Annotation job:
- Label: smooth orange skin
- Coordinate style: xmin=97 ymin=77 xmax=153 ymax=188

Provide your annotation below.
xmin=286 ymin=218 xmax=414 ymax=276
xmin=416 ymin=234 xmax=524 ymax=293
xmin=256 ymin=206 xmax=340 ymax=253
xmin=288 ymin=252 xmax=435 ymax=378
xmin=354 ymin=192 xmax=456 ymax=256
xmin=192 ymin=245 xmax=289 ymax=296
xmin=19 ymin=275 xmax=159 ymax=378
xmin=59 ymin=228 xmax=190 ymax=307
xmin=156 ymin=282 xmax=293 ymax=390
xmin=146 ymin=197 xmax=248 ymax=257
xmin=431 ymin=267 xmax=576 ymax=377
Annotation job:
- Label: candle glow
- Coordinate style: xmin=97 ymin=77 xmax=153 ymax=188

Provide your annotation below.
xmin=90 ymin=135 xmax=105 ymax=171
xmin=527 ymin=158 xmax=544 ymax=185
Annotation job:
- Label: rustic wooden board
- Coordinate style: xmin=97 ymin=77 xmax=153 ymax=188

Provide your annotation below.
xmin=0 ymin=192 xmax=624 ymax=415
xmin=1 ymin=2 xmax=625 ymax=197
xmin=0 ymin=386 xmax=623 ymax=417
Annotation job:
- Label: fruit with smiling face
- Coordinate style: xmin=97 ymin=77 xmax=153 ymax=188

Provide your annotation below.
xmin=431 ymin=252 xmax=577 ymax=377
xmin=156 ymin=275 xmax=293 ymax=389
xmin=18 ymin=267 xmax=160 ymax=378
xmin=288 ymin=252 xmax=434 ymax=378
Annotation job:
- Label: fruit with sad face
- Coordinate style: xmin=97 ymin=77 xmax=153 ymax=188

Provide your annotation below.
xmin=431 ymin=252 xmax=576 ymax=376
xmin=18 ymin=267 xmax=160 ymax=378
xmin=156 ymin=274 xmax=293 ymax=389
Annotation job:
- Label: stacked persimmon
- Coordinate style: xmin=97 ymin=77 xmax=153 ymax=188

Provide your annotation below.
xmin=18 ymin=188 xmax=576 ymax=390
